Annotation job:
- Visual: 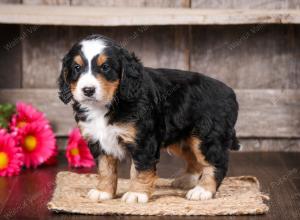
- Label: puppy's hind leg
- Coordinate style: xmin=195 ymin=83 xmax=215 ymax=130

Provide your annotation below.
xmin=186 ymin=137 xmax=228 ymax=201
xmin=168 ymin=143 xmax=201 ymax=190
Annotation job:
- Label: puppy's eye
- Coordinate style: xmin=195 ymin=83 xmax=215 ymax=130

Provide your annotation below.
xmin=74 ymin=64 xmax=81 ymax=73
xmin=102 ymin=63 xmax=110 ymax=72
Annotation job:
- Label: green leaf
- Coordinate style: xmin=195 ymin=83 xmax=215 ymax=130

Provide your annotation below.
xmin=0 ymin=103 xmax=16 ymax=129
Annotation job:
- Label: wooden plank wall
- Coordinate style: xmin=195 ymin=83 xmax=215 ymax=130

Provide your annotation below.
xmin=191 ymin=0 xmax=300 ymax=9
xmin=0 ymin=0 xmax=299 ymax=151
xmin=190 ymin=0 xmax=300 ymax=151
xmin=21 ymin=26 xmax=189 ymax=88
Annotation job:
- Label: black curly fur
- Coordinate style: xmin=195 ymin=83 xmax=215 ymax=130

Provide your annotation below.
xmin=58 ymin=34 xmax=240 ymax=189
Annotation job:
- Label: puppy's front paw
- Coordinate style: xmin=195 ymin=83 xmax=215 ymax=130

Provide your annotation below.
xmin=121 ymin=192 xmax=149 ymax=203
xmin=186 ymin=186 xmax=213 ymax=201
xmin=87 ymin=189 xmax=113 ymax=202
xmin=171 ymin=173 xmax=200 ymax=190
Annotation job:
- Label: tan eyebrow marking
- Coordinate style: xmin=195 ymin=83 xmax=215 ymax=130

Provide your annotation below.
xmin=74 ymin=55 xmax=84 ymax=66
xmin=97 ymin=54 xmax=107 ymax=66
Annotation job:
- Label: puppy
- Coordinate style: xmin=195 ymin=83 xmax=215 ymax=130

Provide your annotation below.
xmin=58 ymin=34 xmax=240 ymax=203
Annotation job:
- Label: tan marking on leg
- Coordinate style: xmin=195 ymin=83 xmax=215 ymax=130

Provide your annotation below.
xmin=187 ymin=136 xmax=217 ymax=198
xmin=97 ymin=154 xmax=118 ymax=196
xmin=166 ymin=143 xmax=182 ymax=157
xmin=87 ymin=154 xmax=118 ymax=201
xmin=130 ymin=160 xmax=137 ymax=179
xmin=167 ymin=142 xmax=202 ymax=174
xmin=199 ymin=166 xmax=217 ymax=193
xmin=188 ymin=136 xmax=210 ymax=167
xmin=96 ymin=75 xmax=119 ymax=102
xmin=168 ymin=142 xmax=201 ymax=189
xmin=97 ymin=54 xmax=107 ymax=66
xmin=122 ymin=167 xmax=157 ymax=203
xmin=129 ymin=169 xmax=157 ymax=196
xmin=169 ymin=136 xmax=217 ymax=196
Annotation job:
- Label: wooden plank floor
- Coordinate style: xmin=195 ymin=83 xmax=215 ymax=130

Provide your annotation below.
xmin=0 ymin=152 xmax=299 ymax=220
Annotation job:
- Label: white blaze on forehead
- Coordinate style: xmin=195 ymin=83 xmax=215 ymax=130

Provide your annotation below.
xmin=74 ymin=39 xmax=106 ymax=102
xmin=80 ymin=39 xmax=106 ymax=65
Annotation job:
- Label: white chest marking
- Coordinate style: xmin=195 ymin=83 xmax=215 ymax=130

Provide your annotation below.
xmin=79 ymin=104 xmax=127 ymax=160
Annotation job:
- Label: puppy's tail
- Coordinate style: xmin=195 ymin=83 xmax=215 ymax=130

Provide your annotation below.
xmin=230 ymin=129 xmax=240 ymax=151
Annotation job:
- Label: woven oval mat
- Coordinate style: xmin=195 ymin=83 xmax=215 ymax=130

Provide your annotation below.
xmin=48 ymin=171 xmax=269 ymax=216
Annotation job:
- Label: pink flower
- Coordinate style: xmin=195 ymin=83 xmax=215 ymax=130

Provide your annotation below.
xmin=0 ymin=129 xmax=23 ymax=176
xmin=17 ymin=123 xmax=56 ymax=168
xmin=10 ymin=102 xmax=48 ymax=132
xmin=43 ymin=146 xmax=58 ymax=166
xmin=66 ymin=128 xmax=95 ymax=168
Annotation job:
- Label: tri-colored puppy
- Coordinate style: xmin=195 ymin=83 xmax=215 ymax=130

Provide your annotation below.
xmin=58 ymin=34 xmax=240 ymax=203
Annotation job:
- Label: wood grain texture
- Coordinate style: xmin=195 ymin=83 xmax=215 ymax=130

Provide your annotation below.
xmin=21 ymin=0 xmax=70 ymax=88
xmin=239 ymin=138 xmax=300 ymax=152
xmin=228 ymin=152 xmax=300 ymax=219
xmin=280 ymin=153 xmax=300 ymax=200
xmin=22 ymin=0 xmax=69 ymax=5
xmin=1 ymin=5 xmax=300 ymax=26
xmin=295 ymin=26 xmax=300 ymax=88
xmin=22 ymin=26 xmax=189 ymax=88
xmin=191 ymin=25 xmax=300 ymax=89
xmin=0 ymin=89 xmax=299 ymax=138
xmin=192 ymin=0 xmax=300 ymax=9
xmin=236 ymin=89 xmax=300 ymax=137
xmin=71 ymin=0 xmax=190 ymax=7
xmin=0 ymin=0 xmax=21 ymax=3
xmin=22 ymin=26 xmax=73 ymax=88
xmin=0 ymin=24 xmax=21 ymax=88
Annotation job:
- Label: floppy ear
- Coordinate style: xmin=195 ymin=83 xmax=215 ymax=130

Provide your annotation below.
xmin=119 ymin=49 xmax=143 ymax=101
xmin=58 ymin=55 xmax=73 ymax=104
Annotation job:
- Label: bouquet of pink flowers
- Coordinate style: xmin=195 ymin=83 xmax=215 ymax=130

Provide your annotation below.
xmin=0 ymin=102 xmax=95 ymax=177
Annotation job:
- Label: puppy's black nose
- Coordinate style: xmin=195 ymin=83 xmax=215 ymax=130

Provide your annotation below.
xmin=82 ymin=87 xmax=95 ymax=97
